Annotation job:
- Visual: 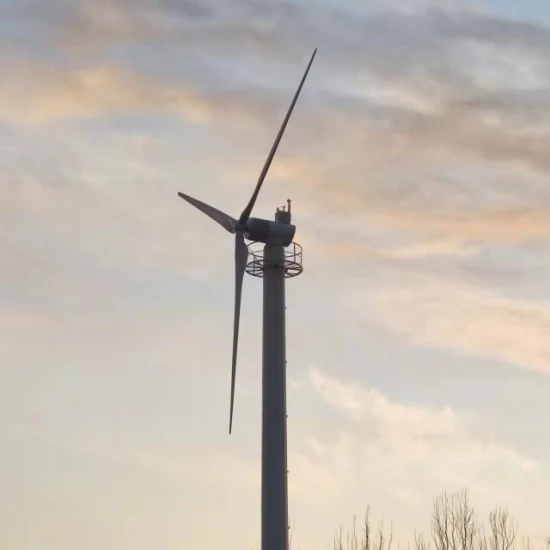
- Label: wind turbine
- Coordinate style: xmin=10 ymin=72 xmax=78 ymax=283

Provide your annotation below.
xmin=178 ymin=49 xmax=317 ymax=550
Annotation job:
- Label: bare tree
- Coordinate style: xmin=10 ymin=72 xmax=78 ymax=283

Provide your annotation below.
xmin=332 ymin=507 xmax=394 ymax=550
xmin=335 ymin=525 xmax=345 ymax=550
xmin=432 ymin=490 xmax=477 ymax=550
xmin=432 ymin=491 xmax=453 ymax=550
xmin=363 ymin=507 xmax=372 ymax=550
xmin=476 ymin=523 xmax=488 ymax=550
xmin=488 ymin=505 xmax=516 ymax=550
xmin=376 ymin=520 xmax=393 ymax=550
xmin=415 ymin=530 xmax=431 ymax=550
xmin=521 ymin=535 xmax=534 ymax=550
xmin=350 ymin=514 xmax=359 ymax=550
xmin=328 ymin=489 xmax=540 ymax=550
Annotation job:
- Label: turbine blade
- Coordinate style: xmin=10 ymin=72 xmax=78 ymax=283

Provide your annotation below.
xmin=238 ymin=48 xmax=317 ymax=225
xmin=229 ymin=232 xmax=248 ymax=434
xmin=178 ymin=192 xmax=237 ymax=233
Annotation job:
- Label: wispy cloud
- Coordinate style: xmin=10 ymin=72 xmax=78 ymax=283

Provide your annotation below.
xmin=288 ymin=367 xmax=547 ymax=538
xmin=2 ymin=1 xmax=550 ymax=549
xmin=4 ymin=0 xmax=550 ymax=247
xmin=309 ymin=366 xmax=460 ymax=439
xmin=0 ymin=57 xmax=244 ymax=125
xmin=349 ymin=276 xmax=550 ymax=375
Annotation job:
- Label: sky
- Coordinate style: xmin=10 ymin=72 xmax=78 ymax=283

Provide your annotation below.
xmin=1 ymin=0 xmax=550 ymax=548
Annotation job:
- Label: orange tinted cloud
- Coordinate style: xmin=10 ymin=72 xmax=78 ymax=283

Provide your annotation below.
xmin=0 ymin=59 xmax=221 ymax=124
xmin=352 ymin=277 xmax=550 ymax=376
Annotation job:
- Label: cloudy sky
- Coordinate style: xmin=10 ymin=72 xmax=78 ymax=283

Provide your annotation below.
xmin=2 ymin=0 xmax=550 ymax=548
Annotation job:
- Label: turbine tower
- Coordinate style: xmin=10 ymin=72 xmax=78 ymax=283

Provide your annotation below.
xmin=178 ymin=49 xmax=317 ymax=550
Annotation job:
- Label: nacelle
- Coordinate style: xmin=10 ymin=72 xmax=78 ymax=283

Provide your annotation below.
xmin=244 ymin=217 xmax=296 ymax=246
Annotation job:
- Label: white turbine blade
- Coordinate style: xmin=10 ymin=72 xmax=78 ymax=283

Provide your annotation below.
xmin=229 ymin=232 xmax=248 ymax=434
xmin=178 ymin=192 xmax=237 ymax=233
